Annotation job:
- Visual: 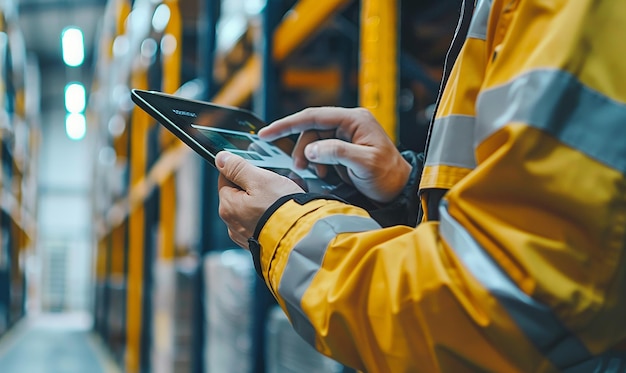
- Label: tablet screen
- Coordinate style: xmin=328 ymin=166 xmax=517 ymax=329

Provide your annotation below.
xmin=131 ymin=89 xmax=338 ymax=194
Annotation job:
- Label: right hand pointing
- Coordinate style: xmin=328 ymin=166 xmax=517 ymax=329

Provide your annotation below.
xmin=258 ymin=107 xmax=411 ymax=203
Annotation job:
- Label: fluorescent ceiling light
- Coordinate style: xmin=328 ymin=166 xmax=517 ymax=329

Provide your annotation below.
xmin=62 ymin=27 xmax=85 ymax=67
xmin=65 ymin=82 xmax=86 ymax=113
xmin=66 ymin=113 xmax=86 ymax=141
xmin=152 ymin=4 xmax=171 ymax=33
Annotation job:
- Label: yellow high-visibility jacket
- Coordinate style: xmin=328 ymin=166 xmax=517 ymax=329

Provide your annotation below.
xmin=250 ymin=0 xmax=626 ymax=371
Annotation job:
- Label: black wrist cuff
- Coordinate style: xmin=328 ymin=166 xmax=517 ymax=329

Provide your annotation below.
xmin=248 ymin=193 xmax=347 ymax=278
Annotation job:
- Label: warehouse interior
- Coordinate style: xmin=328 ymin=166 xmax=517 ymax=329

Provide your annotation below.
xmin=0 ymin=0 xmax=461 ymax=372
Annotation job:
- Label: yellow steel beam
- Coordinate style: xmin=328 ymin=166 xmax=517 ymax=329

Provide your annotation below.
xmin=212 ymin=55 xmax=261 ymax=106
xmin=162 ymin=0 xmax=182 ymax=94
xmin=159 ymin=174 xmax=176 ymax=260
xmin=129 ymin=140 xmax=188 ymax=210
xmin=359 ymin=0 xmax=398 ymax=142
xmin=113 ymin=123 xmax=129 ymax=160
xmin=273 ymin=0 xmax=353 ymax=62
xmin=0 ymin=189 xmax=34 ymax=240
xmin=105 ymin=142 xmax=189 ymax=233
xmin=103 ymin=0 xmax=132 ymax=60
xmin=282 ymin=66 xmax=342 ymax=91
xmin=95 ymin=238 xmax=108 ymax=281
xmin=9 ymin=220 xmax=24 ymax=308
xmin=213 ymin=0 xmax=352 ymax=107
xmin=146 ymin=5 xmax=182 ymax=363
xmin=125 ymin=69 xmax=149 ymax=373
xmin=160 ymin=0 xmax=183 ymax=149
xmin=111 ymin=223 xmax=126 ymax=277
xmin=154 ymin=176 xmax=176 ymax=372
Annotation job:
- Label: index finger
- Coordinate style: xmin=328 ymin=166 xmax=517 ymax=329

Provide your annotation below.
xmin=258 ymin=107 xmax=356 ymax=141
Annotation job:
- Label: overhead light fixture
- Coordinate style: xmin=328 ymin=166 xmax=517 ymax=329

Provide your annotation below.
xmin=66 ymin=113 xmax=86 ymax=141
xmin=61 ymin=27 xmax=85 ymax=67
xmin=64 ymin=82 xmax=86 ymax=113
xmin=152 ymin=4 xmax=171 ymax=33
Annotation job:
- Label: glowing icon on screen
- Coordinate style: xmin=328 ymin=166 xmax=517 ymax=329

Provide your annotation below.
xmin=237 ymin=119 xmax=256 ymax=133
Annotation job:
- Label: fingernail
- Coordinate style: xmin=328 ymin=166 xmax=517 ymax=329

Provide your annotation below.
xmin=305 ymin=144 xmax=318 ymax=160
xmin=216 ymin=151 xmax=230 ymax=168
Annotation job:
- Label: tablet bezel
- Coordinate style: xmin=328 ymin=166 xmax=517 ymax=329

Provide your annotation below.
xmin=131 ymin=89 xmax=277 ymax=166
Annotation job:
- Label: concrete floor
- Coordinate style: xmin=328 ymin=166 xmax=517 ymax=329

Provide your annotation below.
xmin=0 ymin=313 xmax=120 ymax=373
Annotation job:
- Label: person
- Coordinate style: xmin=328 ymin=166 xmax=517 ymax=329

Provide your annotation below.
xmin=216 ymin=0 xmax=626 ymax=371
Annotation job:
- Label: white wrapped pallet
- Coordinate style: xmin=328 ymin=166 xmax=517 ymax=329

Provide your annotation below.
xmin=266 ymin=306 xmax=343 ymax=373
xmin=203 ymin=249 xmax=255 ymax=373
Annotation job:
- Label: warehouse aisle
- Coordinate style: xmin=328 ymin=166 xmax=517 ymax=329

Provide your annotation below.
xmin=0 ymin=313 xmax=121 ymax=373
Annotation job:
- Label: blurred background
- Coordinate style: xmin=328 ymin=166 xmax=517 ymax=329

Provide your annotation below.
xmin=0 ymin=0 xmax=461 ymax=372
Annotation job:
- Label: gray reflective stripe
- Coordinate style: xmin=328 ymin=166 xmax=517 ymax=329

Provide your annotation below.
xmin=425 ymin=115 xmax=477 ymax=169
xmin=438 ymin=202 xmax=592 ymax=369
xmin=563 ymin=353 xmax=626 ymax=373
xmin=477 ymin=68 xmax=626 ymax=174
xmin=277 ymin=214 xmax=381 ymax=346
xmin=467 ymin=0 xmax=491 ymax=40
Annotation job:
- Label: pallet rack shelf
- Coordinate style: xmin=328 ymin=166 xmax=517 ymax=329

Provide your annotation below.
xmin=0 ymin=0 xmax=40 ymax=338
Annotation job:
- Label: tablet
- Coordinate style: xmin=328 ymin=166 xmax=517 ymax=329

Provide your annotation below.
xmin=130 ymin=89 xmax=339 ymax=194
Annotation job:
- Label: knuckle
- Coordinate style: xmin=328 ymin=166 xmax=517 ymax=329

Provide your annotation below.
xmin=218 ymin=203 xmax=229 ymax=221
xmin=355 ymin=107 xmax=373 ymax=119
xmin=218 ymin=198 xmax=239 ymax=223
xmin=371 ymin=145 xmax=385 ymax=158
xmin=230 ymin=160 xmax=249 ymax=184
xmin=333 ymin=141 xmax=347 ymax=159
xmin=301 ymin=107 xmax=317 ymax=119
xmin=371 ymin=148 xmax=387 ymax=166
xmin=227 ymin=229 xmax=237 ymax=242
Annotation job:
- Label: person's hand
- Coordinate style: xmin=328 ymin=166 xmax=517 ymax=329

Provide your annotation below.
xmin=258 ymin=107 xmax=411 ymax=203
xmin=216 ymin=151 xmax=304 ymax=248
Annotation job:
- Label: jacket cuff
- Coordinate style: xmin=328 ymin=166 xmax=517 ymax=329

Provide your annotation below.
xmin=368 ymin=150 xmax=424 ymax=227
xmin=248 ymin=193 xmax=347 ymax=279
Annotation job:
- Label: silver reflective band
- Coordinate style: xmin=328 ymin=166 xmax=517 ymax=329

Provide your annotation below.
xmin=425 ymin=115 xmax=477 ymax=169
xmin=563 ymin=353 xmax=626 ymax=373
xmin=468 ymin=0 xmax=492 ymax=40
xmin=476 ymin=68 xmax=626 ymax=174
xmin=278 ymin=214 xmax=381 ymax=346
xmin=438 ymin=201 xmax=592 ymax=369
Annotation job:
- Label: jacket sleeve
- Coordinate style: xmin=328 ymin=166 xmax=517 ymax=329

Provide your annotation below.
xmin=252 ymin=1 xmax=626 ymax=372
xmin=252 ymin=194 xmax=553 ymax=372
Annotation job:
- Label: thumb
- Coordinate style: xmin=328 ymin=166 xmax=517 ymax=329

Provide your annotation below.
xmin=304 ymin=139 xmax=371 ymax=175
xmin=215 ymin=151 xmax=256 ymax=190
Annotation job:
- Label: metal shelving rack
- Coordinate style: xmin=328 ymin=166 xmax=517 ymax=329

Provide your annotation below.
xmin=0 ymin=0 xmax=40 ymax=337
